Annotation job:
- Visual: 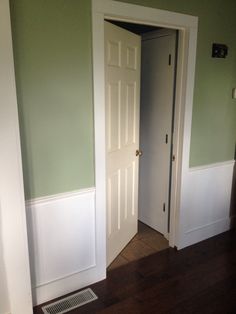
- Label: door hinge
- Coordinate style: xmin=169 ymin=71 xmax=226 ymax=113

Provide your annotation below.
xmin=168 ymin=54 xmax=172 ymax=66
xmin=165 ymin=134 xmax=168 ymax=144
xmin=163 ymin=203 xmax=166 ymax=212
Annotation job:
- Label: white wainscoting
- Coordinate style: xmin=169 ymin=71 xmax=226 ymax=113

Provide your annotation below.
xmin=178 ymin=160 xmax=235 ymax=249
xmin=26 ymin=187 xmax=105 ymax=306
xmin=0 ymin=231 xmax=9 ymax=314
xmin=26 ymin=161 xmax=235 ymax=305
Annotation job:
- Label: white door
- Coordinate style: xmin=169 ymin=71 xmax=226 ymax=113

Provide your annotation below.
xmin=105 ymin=21 xmax=141 ymax=265
xmin=139 ymin=29 xmax=177 ymax=238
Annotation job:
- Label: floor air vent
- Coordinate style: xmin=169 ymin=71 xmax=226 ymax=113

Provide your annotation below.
xmin=42 ymin=288 xmax=98 ymax=314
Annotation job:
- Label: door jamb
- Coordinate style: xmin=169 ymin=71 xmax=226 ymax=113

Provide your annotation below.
xmin=0 ymin=1 xmax=33 ymax=313
xmin=92 ymin=0 xmax=198 ymax=266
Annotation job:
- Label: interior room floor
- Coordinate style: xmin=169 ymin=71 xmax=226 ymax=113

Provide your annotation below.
xmin=34 ymin=229 xmax=236 ymax=314
xmin=108 ymin=221 xmax=169 ymax=270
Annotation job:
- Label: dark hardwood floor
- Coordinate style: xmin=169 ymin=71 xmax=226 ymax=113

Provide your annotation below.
xmin=34 ymin=230 xmax=236 ymax=313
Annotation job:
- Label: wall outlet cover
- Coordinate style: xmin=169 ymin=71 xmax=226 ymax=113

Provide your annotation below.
xmin=212 ymin=43 xmax=228 ymax=58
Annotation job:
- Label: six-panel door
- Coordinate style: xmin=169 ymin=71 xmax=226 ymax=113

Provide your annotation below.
xmin=105 ymin=21 xmax=141 ymax=265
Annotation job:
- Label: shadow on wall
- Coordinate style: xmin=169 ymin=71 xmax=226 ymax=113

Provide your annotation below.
xmin=25 ymin=206 xmax=37 ymax=303
xmin=230 ymin=147 xmax=236 ymax=228
xmin=0 ymin=203 xmax=10 ymax=313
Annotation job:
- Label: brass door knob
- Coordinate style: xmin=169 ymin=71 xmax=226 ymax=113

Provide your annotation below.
xmin=136 ymin=149 xmax=143 ymax=157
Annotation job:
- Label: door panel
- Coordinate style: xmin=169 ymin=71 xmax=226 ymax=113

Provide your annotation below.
xmin=125 ymin=83 xmax=136 ymax=145
xmin=105 ymin=21 xmax=141 ymax=265
xmin=139 ymin=30 xmax=177 ymax=237
xmin=107 ymin=81 xmax=121 ymax=152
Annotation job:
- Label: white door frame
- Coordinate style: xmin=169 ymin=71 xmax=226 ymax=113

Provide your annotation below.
xmin=0 ymin=1 xmax=33 ymax=313
xmin=92 ymin=0 xmax=198 ymax=257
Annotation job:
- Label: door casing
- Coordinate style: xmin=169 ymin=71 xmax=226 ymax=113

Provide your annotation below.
xmin=0 ymin=1 xmax=33 ymax=313
xmin=92 ymin=0 xmax=198 ymax=270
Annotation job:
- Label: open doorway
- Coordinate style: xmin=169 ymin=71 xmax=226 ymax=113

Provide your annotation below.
xmin=105 ymin=20 xmax=178 ymax=268
xmin=92 ymin=0 xmax=198 ymax=281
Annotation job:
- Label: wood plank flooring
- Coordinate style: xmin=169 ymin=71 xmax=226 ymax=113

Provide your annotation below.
xmin=108 ymin=221 xmax=169 ymax=270
xmin=34 ymin=229 xmax=236 ymax=313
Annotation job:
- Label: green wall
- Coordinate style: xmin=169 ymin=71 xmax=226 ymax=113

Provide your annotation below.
xmin=10 ymin=0 xmax=94 ymax=199
xmin=10 ymin=0 xmax=236 ymax=199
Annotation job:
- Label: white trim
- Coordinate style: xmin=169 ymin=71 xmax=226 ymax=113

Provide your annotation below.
xmin=92 ymin=0 xmax=198 ymax=262
xmin=34 ymin=263 xmax=96 ymax=289
xmin=34 ymin=265 xmax=103 ymax=307
xmin=178 ymin=160 xmax=234 ymax=249
xmin=182 ymin=218 xmax=232 ymax=249
xmin=185 ymin=217 xmax=234 ymax=234
xmin=93 ymin=0 xmax=197 ymax=28
xmin=0 ymin=1 xmax=33 ymax=313
xmin=26 ymin=188 xmax=102 ymax=305
xmin=189 ymin=160 xmax=235 ymax=172
xmin=25 ymin=187 xmax=95 ymax=206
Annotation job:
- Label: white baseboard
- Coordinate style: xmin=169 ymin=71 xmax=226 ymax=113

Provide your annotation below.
xmin=181 ymin=217 xmax=233 ymax=248
xmin=178 ymin=160 xmax=235 ymax=249
xmin=26 ymin=187 xmax=105 ymax=306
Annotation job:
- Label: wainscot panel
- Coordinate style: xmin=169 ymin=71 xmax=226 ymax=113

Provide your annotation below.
xmin=178 ymin=160 xmax=235 ymax=248
xmin=26 ymin=188 xmax=104 ymax=305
